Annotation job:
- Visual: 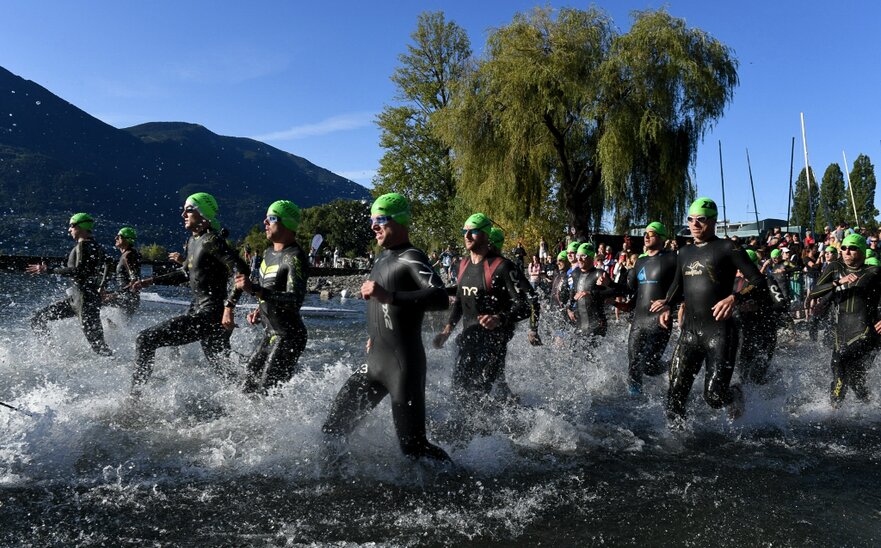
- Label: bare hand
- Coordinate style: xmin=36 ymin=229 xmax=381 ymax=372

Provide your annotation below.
xmin=659 ymin=308 xmax=671 ymax=329
xmin=222 ymin=307 xmax=236 ymax=330
xmin=711 ymin=294 xmax=736 ymax=321
xmin=168 ymin=252 xmax=183 ymax=264
xmin=573 ymin=291 xmax=587 ymax=301
xmin=567 ymin=309 xmax=577 ymax=322
xmin=26 ymin=262 xmax=47 ymax=275
xmin=366 ymin=338 xmax=372 ymax=353
xmin=433 ymin=331 xmax=450 ymax=349
xmin=527 ymin=330 xmax=543 ymax=346
xmin=838 ymin=273 xmax=859 ymax=286
xmin=478 ymin=314 xmax=501 ymax=330
xmin=649 ymin=299 xmax=667 ymax=313
xmin=128 ymin=278 xmax=150 ymax=293
xmin=235 ymin=272 xmax=253 ymax=293
xmin=246 ymin=308 xmax=260 ymax=325
xmin=874 ymin=320 xmax=881 ymax=335
xmin=361 ymin=280 xmax=392 ymax=303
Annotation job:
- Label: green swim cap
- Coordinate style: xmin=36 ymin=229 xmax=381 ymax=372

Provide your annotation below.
xmin=576 ymin=243 xmax=596 ymax=257
xmin=867 ymin=248 xmax=876 ymax=259
xmin=746 ymin=249 xmax=758 ymax=263
xmin=770 ymin=249 xmax=782 ymax=258
xmin=186 ymin=192 xmax=218 ymax=221
xmin=841 ymin=233 xmax=868 ymax=252
xmin=688 ymin=197 xmax=718 ymax=219
xmin=557 ymin=250 xmax=567 ymax=261
xmin=371 ymin=193 xmax=411 ymax=226
xmin=867 ymin=257 xmax=880 ymax=266
xmin=463 ymin=213 xmax=492 ymax=234
xmin=645 ymin=221 xmax=668 ymax=239
xmin=69 ymin=212 xmax=94 ymax=231
xmin=267 ymin=200 xmax=301 ymax=231
xmin=117 ymin=227 xmax=137 ymax=243
xmin=566 ymin=241 xmax=581 ymax=253
xmin=488 ymin=226 xmax=505 ymax=250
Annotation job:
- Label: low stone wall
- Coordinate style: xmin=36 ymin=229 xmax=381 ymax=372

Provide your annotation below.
xmin=307 ymin=273 xmax=369 ymax=298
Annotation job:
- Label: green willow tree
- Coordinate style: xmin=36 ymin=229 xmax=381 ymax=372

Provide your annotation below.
xmin=818 ymin=163 xmax=847 ymax=229
xmin=298 ymin=199 xmax=372 ymax=258
xmin=372 ymin=11 xmax=471 ymax=250
xmin=791 ymin=167 xmax=820 ymax=232
xmin=848 ymin=154 xmax=878 ymax=226
xmin=437 ymin=7 xmax=738 ymax=236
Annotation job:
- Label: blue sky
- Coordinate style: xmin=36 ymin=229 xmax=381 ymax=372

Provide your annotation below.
xmin=2 ymin=1 xmax=879 ymax=224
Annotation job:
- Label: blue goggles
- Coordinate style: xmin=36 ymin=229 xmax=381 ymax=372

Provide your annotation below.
xmin=462 ymin=228 xmax=486 ymax=236
xmin=266 ymin=215 xmax=280 ymax=224
xmin=370 ymin=215 xmax=392 ymax=227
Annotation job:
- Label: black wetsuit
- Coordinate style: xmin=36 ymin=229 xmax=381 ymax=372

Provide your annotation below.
xmin=132 ymin=229 xmax=249 ymax=392
xmin=106 ymin=248 xmax=141 ymax=316
xmin=323 ymin=243 xmax=450 ymax=461
xmin=664 ymin=238 xmax=769 ymax=420
xmin=31 ymin=239 xmax=112 ymax=355
xmin=568 ymin=267 xmax=614 ymax=338
xmin=733 ymin=273 xmax=786 ymax=384
xmin=447 ymin=253 xmax=531 ymax=400
xmin=626 ymin=251 xmax=678 ymax=388
xmin=242 ymin=244 xmax=309 ymax=394
xmin=550 ymin=268 xmax=571 ymax=322
xmin=809 ymin=261 xmax=881 ymax=405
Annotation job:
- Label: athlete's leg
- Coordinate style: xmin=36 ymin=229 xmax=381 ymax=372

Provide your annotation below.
xmin=829 ymin=347 xmax=848 ymax=407
xmin=80 ymin=295 xmax=111 ymax=355
xmin=666 ymin=331 xmax=705 ymax=421
xmin=844 ymin=343 xmax=874 ymax=402
xmin=30 ymin=299 xmax=75 ymax=334
xmin=133 ymin=314 xmax=213 ymax=392
xmin=242 ymin=333 xmax=271 ymax=394
xmin=322 ymin=369 xmax=388 ymax=437
xmin=257 ymin=333 xmax=307 ymax=393
xmin=702 ymin=324 xmax=739 ymax=409
xmin=200 ymin=323 xmax=236 ymax=380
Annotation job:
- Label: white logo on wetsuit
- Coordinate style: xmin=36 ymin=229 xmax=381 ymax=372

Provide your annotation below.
xmin=462 ymin=286 xmax=478 ymax=297
xmin=380 ymin=303 xmax=393 ymax=330
xmin=684 ymin=261 xmax=704 ymax=277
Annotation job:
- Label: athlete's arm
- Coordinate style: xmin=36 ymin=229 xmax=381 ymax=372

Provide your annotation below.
xmin=209 ymin=236 xmax=251 ymax=307
xmin=391 ymin=249 xmax=448 ymax=310
xmin=808 ymin=263 xmax=840 ymax=300
xmin=495 ymin=261 xmax=531 ymax=328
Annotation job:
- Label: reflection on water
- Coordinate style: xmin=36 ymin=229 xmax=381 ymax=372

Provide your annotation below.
xmin=1 ymin=272 xmax=880 ymax=545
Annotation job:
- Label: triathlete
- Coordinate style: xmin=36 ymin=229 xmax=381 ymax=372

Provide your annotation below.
xmin=567 ymin=243 xmax=615 ymax=340
xmin=322 ymin=193 xmax=450 ymax=461
xmin=128 ymin=193 xmax=250 ymax=396
xmin=733 ymin=249 xmax=786 ymax=385
xmin=433 ymin=213 xmax=531 ymax=409
xmin=807 ymin=234 xmax=881 ymax=407
xmin=102 ymin=227 xmax=141 ymax=317
xmin=234 ymin=201 xmax=309 ymax=394
xmin=550 ymin=250 xmax=571 ymax=319
xmin=489 ymin=226 xmax=541 ymax=346
xmin=27 ymin=213 xmax=112 ymax=356
xmin=651 ymin=198 xmax=769 ymax=424
xmin=622 ymin=222 xmax=677 ymax=396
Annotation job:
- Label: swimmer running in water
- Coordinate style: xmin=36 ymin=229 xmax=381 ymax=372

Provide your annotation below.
xmin=101 ymin=227 xmax=142 ymax=318
xmin=128 ymin=192 xmax=250 ymax=396
xmin=235 ymin=200 xmax=309 ymax=394
xmin=28 ymin=213 xmax=113 ymax=356
xmin=322 ymin=193 xmax=450 ymax=462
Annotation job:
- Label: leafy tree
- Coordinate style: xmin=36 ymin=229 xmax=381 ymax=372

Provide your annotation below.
xmin=818 ymin=163 xmax=847 ymax=229
xmin=240 ymin=224 xmax=271 ymax=257
xmin=298 ymin=199 xmax=372 ymax=258
xmin=437 ymin=7 xmax=737 ymax=237
xmin=848 ymin=154 xmax=878 ymax=226
xmin=373 ymin=11 xmax=471 ymax=251
xmin=791 ymin=167 xmax=820 ymax=232
xmin=139 ymin=243 xmax=167 ymax=262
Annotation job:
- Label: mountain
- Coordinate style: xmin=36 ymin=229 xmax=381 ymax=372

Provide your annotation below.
xmin=0 ymin=65 xmax=370 ymax=254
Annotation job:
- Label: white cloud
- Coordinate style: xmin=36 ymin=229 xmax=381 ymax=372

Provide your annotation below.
xmin=251 ymin=112 xmax=375 ymax=141
xmin=171 ymin=46 xmax=289 ymax=85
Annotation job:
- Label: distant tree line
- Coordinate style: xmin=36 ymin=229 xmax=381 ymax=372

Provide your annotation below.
xmin=791 ymin=154 xmax=878 ymax=231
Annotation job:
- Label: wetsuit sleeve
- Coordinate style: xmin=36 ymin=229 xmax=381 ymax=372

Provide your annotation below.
xmin=731 ymin=245 xmax=769 ymax=303
xmin=446 ymin=293 xmax=463 ymax=327
xmin=494 ymin=262 xmax=531 ymax=328
xmin=626 ymin=262 xmax=639 ymax=294
xmin=253 ymin=251 xmax=307 ymax=308
xmin=664 ymin=257 xmax=684 ymax=307
xmin=152 ymin=267 xmax=189 ymax=286
xmin=513 ymin=266 xmax=541 ymax=330
xmin=389 ymin=249 xmax=449 ymax=310
xmin=208 ymin=236 xmax=251 ymax=306
xmin=51 ymin=242 xmax=101 ymax=288
xmin=810 ymin=263 xmax=840 ymax=299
